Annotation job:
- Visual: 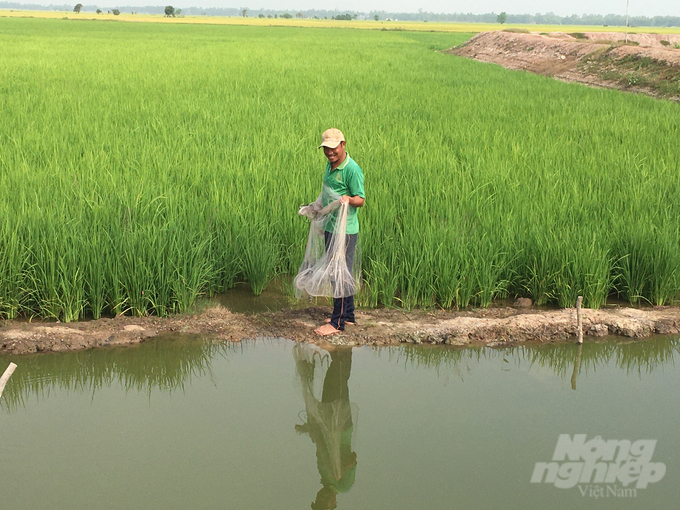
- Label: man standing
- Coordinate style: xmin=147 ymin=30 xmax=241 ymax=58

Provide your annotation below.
xmin=314 ymin=128 xmax=365 ymax=336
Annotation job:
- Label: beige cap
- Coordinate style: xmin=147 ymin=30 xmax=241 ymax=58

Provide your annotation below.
xmin=318 ymin=128 xmax=345 ymax=149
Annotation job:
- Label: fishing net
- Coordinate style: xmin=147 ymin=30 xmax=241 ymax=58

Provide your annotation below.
xmin=294 ymin=185 xmax=362 ymax=299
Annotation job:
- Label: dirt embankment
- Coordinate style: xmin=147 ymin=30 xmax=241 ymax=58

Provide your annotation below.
xmin=449 ymin=31 xmax=680 ymax=101
xmin=3 ymin=304 xmax=680 ymax=355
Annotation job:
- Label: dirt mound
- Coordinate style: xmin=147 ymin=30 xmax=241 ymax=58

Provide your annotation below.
xmin=449 ymin=31 xmax=680 ymax=101
xmin=582 ymin=32 xmax=680 ymax=48
xmin=3 ymin=304 xmax=680 ymax=355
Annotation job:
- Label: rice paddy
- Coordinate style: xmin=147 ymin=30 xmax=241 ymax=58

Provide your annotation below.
xmin=1 ymin=17 xmax=679 ymax=320
xmin=6 ymin=10 xmax=680 ymax=35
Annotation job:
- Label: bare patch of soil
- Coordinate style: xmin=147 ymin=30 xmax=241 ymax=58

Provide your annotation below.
xmin=3 ymin=304 xmax=680 ymax=355
xmin=449 ymin=31 xmax=680 ymax=101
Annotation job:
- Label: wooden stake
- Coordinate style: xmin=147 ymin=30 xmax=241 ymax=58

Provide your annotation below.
xmin=0 ymin=362 xmax=17 ymax=400
xmin=576 ymin=296 xmax=583 ymax=344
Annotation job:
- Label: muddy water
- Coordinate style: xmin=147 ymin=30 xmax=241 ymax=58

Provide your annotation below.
xmin=214 ymin=278 xmax=327 ymax=314
xmin=1 ymin=337 xmax=679 ymax=509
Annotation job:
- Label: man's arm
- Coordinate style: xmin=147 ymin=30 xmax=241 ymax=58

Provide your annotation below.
xmin=340 ymin=195 xmax=364 ymax=207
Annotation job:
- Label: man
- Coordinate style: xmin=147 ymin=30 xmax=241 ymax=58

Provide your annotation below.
xmin=314 ymin=128 xmax=365 ymax=336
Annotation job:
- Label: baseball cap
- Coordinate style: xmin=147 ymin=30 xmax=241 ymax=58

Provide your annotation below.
xmin=318 ymin=128 xmax=345 ymax=149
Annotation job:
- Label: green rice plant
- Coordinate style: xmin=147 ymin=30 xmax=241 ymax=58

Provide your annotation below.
xmin=521 ymin=241 xmax=558 ymax=307
xmin=0 ymin=221 xmax=26 ymax=319
xmin=647 ymin=233 xmax=680 ymax=306
xmin=1 ymin=18 xmax=680 ymax=317
xmin=432 ymin=242 xmax=463 ymax=309
xmin=357 ymin=259 xmax=382 ymax=308
xmin=364 ymin=256 xmax=399 ymax=307
xmin=471 ymin=235 xmax=512 ymax=308
xmin=613 ymin=234 xmax=653 ymax=305
xmin=170 ymin=232 xmax=213 ymax=314
xmin=553 ymin=234 xmax=611 ymax=309
xmin=239 ymin=221 xmax=280 ymax=296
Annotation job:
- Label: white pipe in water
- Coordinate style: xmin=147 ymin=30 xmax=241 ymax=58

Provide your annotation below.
xmin=0 ymin=362 xmax=17 ymax=400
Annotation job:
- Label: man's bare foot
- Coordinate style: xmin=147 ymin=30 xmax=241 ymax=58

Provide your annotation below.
xmin=314 ymin=323 xmax=342 ymax=336
xmin=324 ymin=318 xmax=355 ymax=325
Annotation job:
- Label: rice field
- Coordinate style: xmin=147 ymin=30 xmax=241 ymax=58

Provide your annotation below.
xmin=4 ymin=10 xmax=680 ymax=35
xmin=1 ymin=17 xmax=679 ymax=320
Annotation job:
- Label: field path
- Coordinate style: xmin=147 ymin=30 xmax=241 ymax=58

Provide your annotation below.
xmin=2 ymin=305 xmax=680 ymax=354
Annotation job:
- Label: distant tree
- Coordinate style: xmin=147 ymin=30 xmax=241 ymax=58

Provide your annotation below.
xmin=497 ymin=12 xmax=506 ymax=24
xmin=258 ymin=13 xmax=264 ymax=18
xmin=73 ymin=3 xmax=82 ymax=13
xmin=295 ymin=11 xmax=302 ymax=18
xmin=281 ymin=13 xmax=292 ymax=18
xmin=164 ymin=5 xmax=174 ymax=16
xmin=241 ymin=7 xmax=248 ymax=17
xmin=175 ymin=8 xmax=181 ymax=15
xmin=96 ymin=8 xmax=101 ymax=13
xmin=111 ymin=8 xmax=119 ymax=15
xmin=374 ymin=14 xmax=379 ymax=21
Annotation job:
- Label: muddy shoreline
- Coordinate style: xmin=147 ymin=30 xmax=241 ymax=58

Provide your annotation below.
xmin=2 ymin=304 xmax=680 ymax=355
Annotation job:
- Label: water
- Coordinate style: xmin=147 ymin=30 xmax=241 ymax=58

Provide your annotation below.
xmin=213 ymin=278 xmax=328 ymax=314
xmin=1 ymin=336 xmax=679 ymax=509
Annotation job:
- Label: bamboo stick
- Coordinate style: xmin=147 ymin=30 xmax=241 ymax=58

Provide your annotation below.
xmin=576 ymin=296 xmax=583 ymax=344
xmin=0 ymin=362 xmax=17 ymax=400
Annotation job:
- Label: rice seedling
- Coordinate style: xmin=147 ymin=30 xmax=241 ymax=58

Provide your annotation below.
xmin=1 ymin=17 xmax=680 ymax=319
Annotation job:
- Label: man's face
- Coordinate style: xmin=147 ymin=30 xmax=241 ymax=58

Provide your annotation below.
xmin=323 ymin=141 xmax=346 ymax=166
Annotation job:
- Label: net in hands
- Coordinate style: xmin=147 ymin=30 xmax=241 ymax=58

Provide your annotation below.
xmin=294 ymin=186 xmax=361 ymax=299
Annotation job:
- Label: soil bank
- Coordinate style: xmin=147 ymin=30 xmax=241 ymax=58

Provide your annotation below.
xmin=449 ymin=31 xmax=680 ymax=101
xmin=3 ymin=304 xmax=680 ymax=355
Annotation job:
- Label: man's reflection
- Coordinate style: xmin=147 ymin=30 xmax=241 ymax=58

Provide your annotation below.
xmin=294 ymin=343 xmax=357 ymax=510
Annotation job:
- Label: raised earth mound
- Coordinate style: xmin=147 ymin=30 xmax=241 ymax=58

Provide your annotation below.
xmin=449 ymin=31 xmax=680 ymax=101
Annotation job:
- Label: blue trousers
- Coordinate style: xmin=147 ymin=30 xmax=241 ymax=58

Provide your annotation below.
xmin=324 ymin=231 xmax=357 ymax=331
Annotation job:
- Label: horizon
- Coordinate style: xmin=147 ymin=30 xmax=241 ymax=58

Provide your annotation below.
xmin=3 ymin=1 xmax=679 ymax=17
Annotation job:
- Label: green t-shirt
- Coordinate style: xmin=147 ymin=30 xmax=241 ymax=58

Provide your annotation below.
xmin=322 ymin=155 xmax=365 ymax=235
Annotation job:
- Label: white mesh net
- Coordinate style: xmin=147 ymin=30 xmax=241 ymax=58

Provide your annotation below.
xmin=294 ymin=186 xmax=362 ymax=299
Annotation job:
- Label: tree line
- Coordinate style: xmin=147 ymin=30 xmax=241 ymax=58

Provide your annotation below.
xmin=3 ymin=2 xmax=680 ymax=27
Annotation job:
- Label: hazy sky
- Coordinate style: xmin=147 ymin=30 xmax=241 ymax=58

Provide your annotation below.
xmin=167 ymin=0 xmax=677 ymax=16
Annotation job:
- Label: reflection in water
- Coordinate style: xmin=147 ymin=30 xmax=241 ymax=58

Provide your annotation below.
xmin=571 ymin=343 xmax=583 ymax=390
xmin=388 ymin=336 xmax=680 ymax=387
xmin=294 ymin=344 xmax=357 ymax=510
xmin=0 ymin=335 xmax=232 ymax=413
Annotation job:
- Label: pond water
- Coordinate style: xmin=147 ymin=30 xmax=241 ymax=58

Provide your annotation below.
xmin=1 ymin=336 xmax=679 ymax=509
